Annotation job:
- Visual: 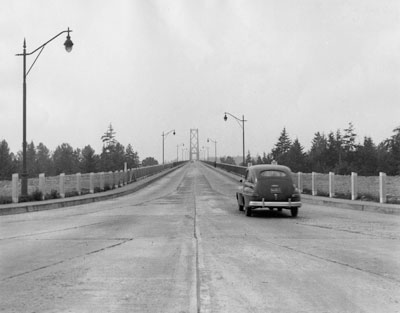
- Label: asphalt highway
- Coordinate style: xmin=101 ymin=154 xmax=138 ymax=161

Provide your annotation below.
xmin=1 ymin=162 xmax=399 ymax=312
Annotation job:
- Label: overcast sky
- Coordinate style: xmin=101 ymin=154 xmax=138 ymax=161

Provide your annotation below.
xmin=1 ymin=0 xmax=399 ymax=163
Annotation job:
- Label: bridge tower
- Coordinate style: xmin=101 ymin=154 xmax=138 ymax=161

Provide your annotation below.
xmin=190 ymin=129 xmax=199 ymax=161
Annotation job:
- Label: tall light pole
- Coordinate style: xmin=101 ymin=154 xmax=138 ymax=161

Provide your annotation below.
xmin=16 ymin=28 xmax=74 ymax=198
xmin=207 ymin=138 xmax=217 ymax=163
xmin=176 ymin=143 xmax=184 ymax=161
xmin=162 ymin=129 xmax=175 ymax=164
xmin=223 ymin=112 xmax=247 ymax=166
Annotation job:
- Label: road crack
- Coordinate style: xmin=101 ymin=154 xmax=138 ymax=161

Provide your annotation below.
xmin=1 ymin=238 xmax=133 ymax=281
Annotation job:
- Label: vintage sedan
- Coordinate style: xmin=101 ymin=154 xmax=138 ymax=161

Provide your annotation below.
xmin=236 ymin=164 xmax=301 ymax=217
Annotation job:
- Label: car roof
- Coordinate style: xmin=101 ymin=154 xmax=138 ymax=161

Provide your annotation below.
xmin=248 ymin=164 xmax=292 ymax=176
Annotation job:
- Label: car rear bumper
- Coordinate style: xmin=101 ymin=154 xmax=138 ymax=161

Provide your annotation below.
xmin=248 ymin=200 xmax=302 ymax=208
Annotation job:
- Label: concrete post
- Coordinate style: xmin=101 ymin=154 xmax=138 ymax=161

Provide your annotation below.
xmin=39 ymin=173 xmax=45 ymax=200
xmin=59 ymin=173 xmax=65 ymax=198
xmin=120 ymin=170 xmax=124 ymax=187
xmin=12 ymin=173 xmax=19 ymax=203
xmin=100 ymin=172 xmax=105 ymax=190
xmin=89 ymin=172 xmax=94 ymax=194
xmin=379 ymin=172 xmax=387 ymax=204
xmin=351 ymin=172 xmax=358 ymax=201
xmin=329 ymin=172 xmax=335 ymax=198
xmin=108 ymin=171 xmax=113 ymax=189
xmin=312 ymin=172 xmax=317 ymax=196
xmin=297 ymin=172 xmax=303 ymax=193
xmin=76 ymin=172 xmax=81 ymax=195
xmin=114 ymin=171 xmax=119 ymax=188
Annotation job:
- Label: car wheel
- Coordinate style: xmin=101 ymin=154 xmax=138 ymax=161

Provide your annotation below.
xmin=245 ymin=206 xmax=252 ymax=217
xmin=237 ymin=195 xmax=244 ymax=211
xmin=291 ymin=207 xmax=298 ymax=217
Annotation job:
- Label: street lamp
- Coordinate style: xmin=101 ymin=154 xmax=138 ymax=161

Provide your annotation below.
xmin=223 ymin=112 xmax=247 ymax=166
xmin=176 ymin=143 xmax=184 ymax=161
xmin=207 ymin=138 xmax=217 ymax=163
xmin=16 ymin=28 xmax=74 ymax=198
xmin=162 ymin=129 xmax=175 ymax=164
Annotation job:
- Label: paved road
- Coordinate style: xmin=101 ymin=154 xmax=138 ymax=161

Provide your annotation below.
xmin=1 ymin=162 xmax=399 ymax=313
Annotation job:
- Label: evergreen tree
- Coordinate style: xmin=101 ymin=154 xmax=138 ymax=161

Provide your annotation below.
xmin=53 ymin=143 xmax=79 ymax=174
xmin=245 ymin=151 xmax=253 ymax=166
xmin=81 ymin=145 xmax=98 ymax=173
xmin=125 ymin=144 xmax=140 ymax=168
xmin=101 ymin=123 xmax=117 ymax=150
xmin=353 ymin=137 xmax=378 ymax=175
xmin=272 ymin=127 xmax=292 ymax=164
xmin=342 ymin=122 xmax=357 ymax=152
xmin=0 ymin=139 xmax=14 ymax=180
xmin=36 ymin=142 xmax=53 ymax=175
xmin=262 ymin=152 xmax=273 ymax=164
xmin=308 ymin=132 xmax=328 ymax=172
xmin=378 ymin=126 xmax=400 ymax=175
xmin=26 ymin=141 xmax=38 ymax=178
xmin=286 ymin=138 xmax=307 ymax=172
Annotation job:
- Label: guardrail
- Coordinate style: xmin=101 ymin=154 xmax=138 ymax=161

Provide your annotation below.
xmin=0 ymin=161 xmax=187 ymax=204
xmin=202 ymin=161 xmax=400 ymax=204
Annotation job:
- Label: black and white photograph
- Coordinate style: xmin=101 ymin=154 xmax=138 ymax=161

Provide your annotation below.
xmin=1 ymin=1 xmax=399 ymax=312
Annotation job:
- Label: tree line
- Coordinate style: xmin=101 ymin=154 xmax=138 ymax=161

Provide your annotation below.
xmin=0 ymin=124 xmax=159 ymax=180
xmin=221 ymin=123 xmax=400 ymax=176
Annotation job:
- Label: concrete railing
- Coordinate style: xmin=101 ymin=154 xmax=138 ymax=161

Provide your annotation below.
xmin=1 ymin=162 xmax=186 ymax=203
xmin=202 ymin=161 xmax=400 ymax=204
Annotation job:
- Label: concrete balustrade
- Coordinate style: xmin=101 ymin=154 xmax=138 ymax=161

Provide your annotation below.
xmin=89 ymin=173 xmax=95 ymax=194
xmin=312 ymin=172 xmax=317 ymax=196
xmin=329 ymin=172 xmax=335 ymax=198
xmin=351 ymin=172 xmax=358 ymax=200
xmin=76 ymin=173 xmax=81 ymax=195
xmin=1 ymin=163 xmax=183 ymax=204
xmin=12 ymin=174 xmax=18 ymax=203
xmin=297 ymin=172 xmax=303 ymax=193
xmin=100 ymin=172 xmax=105 ymax=191
xmin=380 ymin=172 xmax=387 ymax=203
xmin=59 ymin=173 xmax=65 ymax=198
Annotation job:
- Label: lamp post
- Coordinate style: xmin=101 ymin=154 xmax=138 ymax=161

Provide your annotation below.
xmin=162 ymin=129 xmax=175 ymax=164
xmin=223 ymin=112 xmax=247 ymax=166
xmin=16 ymin=28 xmax=74 ymax=198
xmin=207 ymin=138 xmax=217 ymax=163
xmin=176 ymin=143 xmax=184 ymax=161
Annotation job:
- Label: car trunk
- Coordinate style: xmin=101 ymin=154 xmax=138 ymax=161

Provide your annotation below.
xmin=255 ymin=177 xmax=294 ymax=201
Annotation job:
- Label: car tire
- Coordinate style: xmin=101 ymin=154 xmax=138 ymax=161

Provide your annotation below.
xmin=237 ymin=195 xmax=244 ymax=211
xmin=290 ymin=207 xmax=298 ymax=217
xmin=245 ymin=206 xmax=252 ymax=217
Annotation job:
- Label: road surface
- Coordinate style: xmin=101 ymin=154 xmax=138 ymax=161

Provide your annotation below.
xmin=1 ymin=162 xmax=399 ymax=312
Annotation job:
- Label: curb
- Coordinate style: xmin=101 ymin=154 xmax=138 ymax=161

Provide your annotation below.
xmin=203 ymin=162 xmax=400 ymax=215
xmin=0 ymin=166 xmax=182 ymax=216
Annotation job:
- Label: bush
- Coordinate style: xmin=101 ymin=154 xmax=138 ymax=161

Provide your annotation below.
xmin=333 ymin=192 xmax=351 ymax=200
xmin=302 ymin=188 xmax=312 ymax=195
xmin=94 ymin=187 xmax=102 ymax=193
xmin=80 ymin=188 xmax=90 ymax=195
xmin=0 ymin=196 xmax=12 ymax=204
xmin=45 ymin=189 xmax=60 ymax=200
xmin=65 ymin=190 xmax=80 ymax=198
xmin=31 ymin=189 xmax=43 ymax=201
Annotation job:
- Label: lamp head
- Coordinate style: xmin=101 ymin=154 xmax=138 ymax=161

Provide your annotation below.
xmin=224 ymin=114 xmax=227 ymax=121
xmin=64 ymin=28 xmax=73 ymax=52
xmin=173 ymin=130 xmax=176 ymax=135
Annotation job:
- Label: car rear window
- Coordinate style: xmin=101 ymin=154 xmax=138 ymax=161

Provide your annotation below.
xmin=260 ymin=170 xmax=287 ymax=177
